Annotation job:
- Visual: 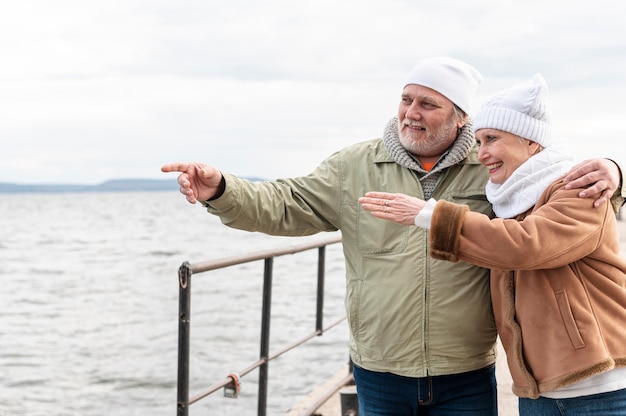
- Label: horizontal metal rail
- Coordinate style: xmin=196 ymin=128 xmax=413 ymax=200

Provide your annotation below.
xmin=176 ymin=234 xmax=345 ymax=416
xmin=187 ymin=235 xmax=342 ymax=274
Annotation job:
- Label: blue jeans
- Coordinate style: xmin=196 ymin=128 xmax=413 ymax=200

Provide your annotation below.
xmin=518 ymin=387 xmax=626 ymax=416
xmin=352 ymin=364 xmax=497 ymax=415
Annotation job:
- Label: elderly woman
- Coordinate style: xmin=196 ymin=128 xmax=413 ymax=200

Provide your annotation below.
xmin=359 ymin=74 xmax=626 ymax=415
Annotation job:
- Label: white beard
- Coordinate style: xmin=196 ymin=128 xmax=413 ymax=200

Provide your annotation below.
xmin=398 ymin=118 xmax=459 ymax=157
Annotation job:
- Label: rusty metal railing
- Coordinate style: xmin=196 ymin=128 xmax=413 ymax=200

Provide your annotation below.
xmin=176 ymin=234 xmax=346 ymax=416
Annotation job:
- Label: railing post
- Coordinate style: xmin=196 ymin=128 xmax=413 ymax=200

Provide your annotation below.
xmin=258 ymin=257 xmax=274 ymax=416
xmin=173 ymin=235 xmax=342 ymax=413
xmin=177 ymin=262 xmax=192 ymax=416
xmin=316 ymin=245 xmax=326 ymax=333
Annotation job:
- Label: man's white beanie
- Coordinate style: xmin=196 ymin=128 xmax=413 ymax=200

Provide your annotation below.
xmin=403 ymin=57 xmax=483 ymax=114
xmin=474 ymin=73 xmax=551 ymax=147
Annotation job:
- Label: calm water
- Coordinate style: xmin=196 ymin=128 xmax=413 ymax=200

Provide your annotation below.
xmin=0 ymin=191 xmax=348 ymax=416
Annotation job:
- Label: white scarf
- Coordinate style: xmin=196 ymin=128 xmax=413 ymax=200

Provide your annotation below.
xmin=486 ymin=144 xmax=574 ymax=218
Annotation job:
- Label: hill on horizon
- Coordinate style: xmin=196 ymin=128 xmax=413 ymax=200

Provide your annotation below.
xmin=0 ymin=177 xmax=265 ymax=193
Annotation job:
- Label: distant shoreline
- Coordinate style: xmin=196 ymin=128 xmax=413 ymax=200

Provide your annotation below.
xmin=0 ymin=177 xmax=266 ymax=194
xmin=0 ymin=179 xmax=178 ymax=194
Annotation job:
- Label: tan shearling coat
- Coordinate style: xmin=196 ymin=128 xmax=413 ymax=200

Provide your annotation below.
xmin=429 ymin=178 xmax=626 ymax=398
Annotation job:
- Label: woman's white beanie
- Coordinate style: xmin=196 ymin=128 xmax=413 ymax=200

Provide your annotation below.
xmin=474 ymin=73 xmax=552 ymax=147
xmin=403 ymin=57 xmax=483 ymax=114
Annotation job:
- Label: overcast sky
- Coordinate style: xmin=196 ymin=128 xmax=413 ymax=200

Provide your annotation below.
xmin=2 ymin=0 xmax=625 ymax=184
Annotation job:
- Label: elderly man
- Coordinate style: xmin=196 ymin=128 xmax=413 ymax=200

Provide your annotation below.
xmin=162 ymin=57 xmax=623 ymax=415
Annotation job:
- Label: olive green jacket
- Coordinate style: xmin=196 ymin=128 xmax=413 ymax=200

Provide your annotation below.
xmin=203 ymin=138 xmax=498 ymax=377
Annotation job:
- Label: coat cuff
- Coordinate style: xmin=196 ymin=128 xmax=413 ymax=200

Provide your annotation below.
xmin=429 ymin=200 xmax=469 ymax=263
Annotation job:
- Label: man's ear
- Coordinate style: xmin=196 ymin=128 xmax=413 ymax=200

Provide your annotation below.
xmin=456 ymin=113 xmax=469 ymax=130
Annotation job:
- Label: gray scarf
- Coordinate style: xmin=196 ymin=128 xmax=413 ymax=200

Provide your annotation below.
xmin=382 ymin=116 xmax=476 ymax=199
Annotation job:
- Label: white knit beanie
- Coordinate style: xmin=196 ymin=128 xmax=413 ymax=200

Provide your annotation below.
xmin=403 ymin=57 xmax=482 ymax=114
xmin=474 ymin=73 xmax=551 ymax=147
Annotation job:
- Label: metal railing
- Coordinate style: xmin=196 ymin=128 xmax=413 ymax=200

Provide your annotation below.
xmin=175 ymin=234 xmax=346 ymax=416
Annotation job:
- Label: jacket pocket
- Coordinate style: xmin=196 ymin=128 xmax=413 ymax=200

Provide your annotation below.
xmin=554 ymin=289 xmax=586 ymax=349
xmin=356 ymin=209 xmax=409 ymax=255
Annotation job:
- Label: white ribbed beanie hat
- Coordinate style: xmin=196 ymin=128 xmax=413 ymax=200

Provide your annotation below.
xmin=474 ymin=73 xmax=551 ymax=146
xmin=403 ymin=57 xmax=482 ymax=114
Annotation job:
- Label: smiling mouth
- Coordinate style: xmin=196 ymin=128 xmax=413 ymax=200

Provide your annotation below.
xmin=403 ymin=121 xmax=426 ymax=130
xmin=485 ymin=162 xmax=503 ymax=172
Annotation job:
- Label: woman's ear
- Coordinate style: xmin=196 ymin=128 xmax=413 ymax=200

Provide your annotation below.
xmin=528 ymin=140 xmax=541 ymax=155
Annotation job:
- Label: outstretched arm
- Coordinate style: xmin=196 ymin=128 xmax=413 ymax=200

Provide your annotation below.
xmin=563 ymin=158 xmax=622 ymax=208
xmin=161 ymin=162 xmax=225 ymax=204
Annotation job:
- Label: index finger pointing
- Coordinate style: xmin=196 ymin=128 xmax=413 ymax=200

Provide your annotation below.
xmin=161 ymin=163 xmax=191 ymax=173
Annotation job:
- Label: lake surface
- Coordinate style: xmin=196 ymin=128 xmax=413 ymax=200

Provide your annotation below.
xmin=0 ymin=191 xmax=348 ymax=416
